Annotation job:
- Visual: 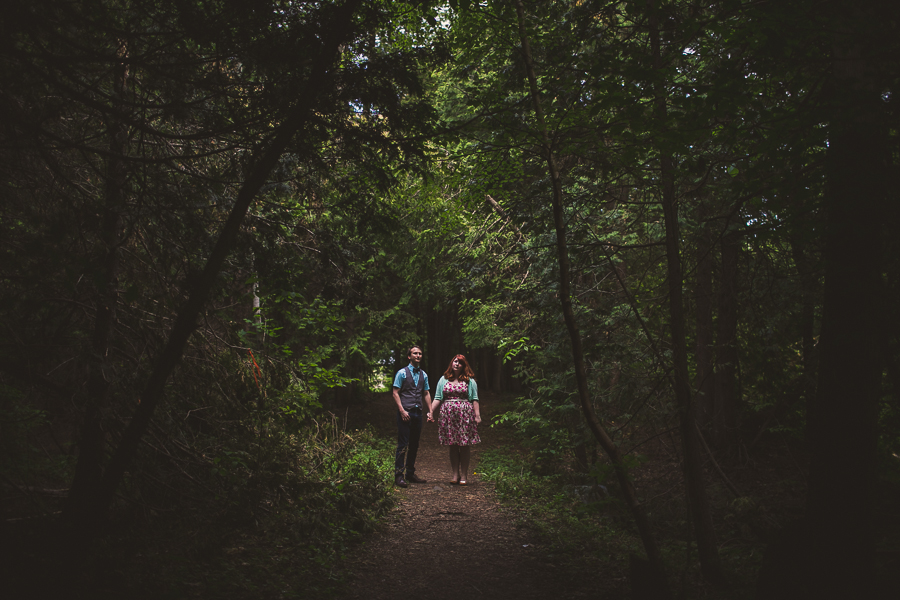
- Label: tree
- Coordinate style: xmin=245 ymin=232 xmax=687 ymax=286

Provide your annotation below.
xmin=806 ymin=1 xmax=891 ymax=596
xmin=512 ymin=0 xmax=670 ymax=587
xmin=1 ymin=0 xmax=445 ymax=551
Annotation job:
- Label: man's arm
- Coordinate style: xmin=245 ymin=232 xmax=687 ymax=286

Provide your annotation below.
xmin=392 ymin=386 xmax=409 ymax=421
xmin=425 ymin=390 xmax=433 ymax=422
xmin=428 ymin=375 xmax=445 ymax=421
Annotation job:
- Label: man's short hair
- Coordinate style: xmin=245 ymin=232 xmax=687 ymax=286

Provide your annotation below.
xmin=407 ymin=344 xmax=423 ymax=357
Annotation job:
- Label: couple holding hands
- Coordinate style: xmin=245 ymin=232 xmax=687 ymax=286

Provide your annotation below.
xmin=391 ymin=345 xmax=481 ymax=488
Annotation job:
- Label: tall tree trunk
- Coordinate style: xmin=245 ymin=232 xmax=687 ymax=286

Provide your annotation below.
xmin=491 ymin=352 xmax=503 ymax=392
xmin=806 ymin=3 xmax=885 ymax=594
xmin=60 ymin=0 xmax=364 ymax=538
xmin=789 ymin=234 xmax=817 ymax=405
xmin=426 ymin=304 xmax=463 ymax=381
xmin=648 ymin=0 xmax=723 ymax=582
xmin=514 ymin=1 xmax=669 ymax=589
xmin=64 ymin=40 xmax=130 ymax=531
xmin=658 ymin=160 xmax=724 ymax=585
xmin=694 ymin=228 xmax=716 ymax=429
xmin=713 ymin=231 xmax=739 ymax=448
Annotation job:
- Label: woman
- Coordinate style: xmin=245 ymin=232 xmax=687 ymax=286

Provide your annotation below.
xmin=430 ymin=354 xmax=481 ymax=485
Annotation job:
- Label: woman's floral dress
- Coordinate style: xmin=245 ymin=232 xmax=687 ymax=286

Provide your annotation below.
xmin=437 ymin=379 xmax=481 ymax=446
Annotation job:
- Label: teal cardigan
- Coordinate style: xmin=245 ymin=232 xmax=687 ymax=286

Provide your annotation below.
xmin=433 ymin=376 xmax=479 ymax=402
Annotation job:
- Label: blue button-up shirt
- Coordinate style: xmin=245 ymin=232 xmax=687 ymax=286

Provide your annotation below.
xmin=393 ymin=363 xmax=430 ymax=392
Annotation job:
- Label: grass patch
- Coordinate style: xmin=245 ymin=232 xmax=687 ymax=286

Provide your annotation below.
xmin=475 ymin=447 xmax=635 ymax=590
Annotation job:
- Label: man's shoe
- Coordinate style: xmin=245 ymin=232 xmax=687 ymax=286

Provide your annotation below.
xmin=406 ymin=473 xmax=427 ymax=484
xmin=394 ymin=476 xmax=408 ymax=488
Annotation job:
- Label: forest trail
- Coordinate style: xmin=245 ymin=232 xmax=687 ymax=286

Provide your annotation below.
xmin=340 ymin=392 xmax=579 ymax=600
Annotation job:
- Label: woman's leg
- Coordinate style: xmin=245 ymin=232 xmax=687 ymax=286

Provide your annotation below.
xmin=449 ymin=446 xmax=460 ymax=483
xmin=459 ymin=446 xmax=471 ymax=484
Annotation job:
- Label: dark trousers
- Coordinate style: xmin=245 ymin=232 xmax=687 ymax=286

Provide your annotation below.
xmin=395 ymin=408 xmax=423 ymax=476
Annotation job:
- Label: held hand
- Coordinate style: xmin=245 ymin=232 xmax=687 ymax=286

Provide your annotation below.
xmin=426 ymin=412 xmax=434 ymax=423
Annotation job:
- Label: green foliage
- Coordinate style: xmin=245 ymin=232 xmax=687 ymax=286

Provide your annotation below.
xmin=498 ymin=336 xmax=539 ymax=364
xmin=460 ymin=299 xmax=508 ymax=348
xmin=1 ymin=5 xmax=451 ymax=598
xmin=493 ymin=397 xmax=575 ymax=465
xmin=99 ymin=416 xmax=395 ymax=599
xmin=476 ymin=447 xmax=632 ymax=569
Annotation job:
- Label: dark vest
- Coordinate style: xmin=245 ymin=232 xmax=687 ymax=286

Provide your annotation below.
xmin=398 ymin=367 xmax=426 ymax=410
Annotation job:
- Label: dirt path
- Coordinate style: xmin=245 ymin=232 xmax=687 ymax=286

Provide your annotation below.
xmin=340 ymin=392 xmax=568 ymax=600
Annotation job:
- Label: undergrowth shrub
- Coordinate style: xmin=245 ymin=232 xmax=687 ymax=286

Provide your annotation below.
xmin=476 ymin=448 xmax=633 ymax=562
xmin=100 ymin=411 xmax=395 ymax=600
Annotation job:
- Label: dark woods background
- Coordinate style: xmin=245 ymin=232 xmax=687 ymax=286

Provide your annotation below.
xmin=1 ymin=0 xmax=899 ymax=598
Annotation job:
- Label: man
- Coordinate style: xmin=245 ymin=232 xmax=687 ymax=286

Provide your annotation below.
xmin=391 ymin=345 xmax=434 ymax=487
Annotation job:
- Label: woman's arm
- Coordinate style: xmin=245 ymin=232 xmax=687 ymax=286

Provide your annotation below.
xmin=469 ymin=379 xmax=481 ymax=424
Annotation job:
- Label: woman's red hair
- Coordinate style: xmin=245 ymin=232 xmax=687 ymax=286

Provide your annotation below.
xmin=443 ymin=354 xmax=476 ymax=382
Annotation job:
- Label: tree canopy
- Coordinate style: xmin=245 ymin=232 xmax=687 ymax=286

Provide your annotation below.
xmin=2 ymin=0 xmax=899 ymax=598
